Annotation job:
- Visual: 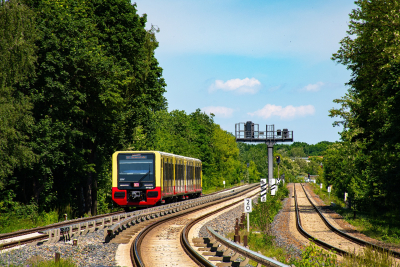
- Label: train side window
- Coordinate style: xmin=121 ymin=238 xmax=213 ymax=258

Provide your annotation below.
xmin=169 ymin=158 xmax=172 ymax=193
xmin=163 ymin=158 xmax=166 ymax=193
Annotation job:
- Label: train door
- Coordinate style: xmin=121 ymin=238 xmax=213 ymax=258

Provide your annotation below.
xmin=184 ymin=158 xmax=187 ymax=193
xmin=179 ymin=159 xmax=183 ymax=193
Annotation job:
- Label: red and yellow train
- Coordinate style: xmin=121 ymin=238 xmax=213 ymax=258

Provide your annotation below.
xmin=112 ymin=151 xmax=202 ymax=208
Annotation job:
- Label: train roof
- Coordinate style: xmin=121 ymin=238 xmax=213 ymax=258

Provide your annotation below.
xmin=116 ymin=150 xmax=201 ymax=162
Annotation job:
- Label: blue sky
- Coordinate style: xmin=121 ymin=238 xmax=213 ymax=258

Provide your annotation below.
xmin=134 ymin=0 xmax=356 ymax=145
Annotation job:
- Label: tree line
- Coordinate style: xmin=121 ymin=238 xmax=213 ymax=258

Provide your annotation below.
xmin=0 ymin=0 xmax=256 ymax=218
xmin=0 ymin=0 xmax=347 ymax=221
xmin=239 ymin=142 xmax=326 ymax=183
xmin=323 ymin=0 xmax=400 ymax=216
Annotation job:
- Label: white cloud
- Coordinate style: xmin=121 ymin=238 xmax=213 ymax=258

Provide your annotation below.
xmin=248 ymin=104 xmax=315 ymax=119
xmin=209 ymin=78 xmax=261 ymax=94
xmin=202 ymin=106 xmax=234 ymax=118
xmin=302 ymin=82 xmax=324 ymax=92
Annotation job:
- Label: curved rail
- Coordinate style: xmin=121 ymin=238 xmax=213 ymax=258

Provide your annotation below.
xmin=294 ymin=183 xmax=351 ymax=256
xmin=180 ymin=189 xmax=278 ymax=266
xmin=0 ymin=184 xmax=247 ymax=246
xmin=131 ymin=184 xmax=258 ymax=266
xmin=0 ymin=210 xmax=127 ymax=250
xmin=299 ymin=183 xmax=400 ymax=259
xmin=0 ymin=211 xmax=124 ymax=241
xmin=205 ymin=227 xmax=290 ymax=267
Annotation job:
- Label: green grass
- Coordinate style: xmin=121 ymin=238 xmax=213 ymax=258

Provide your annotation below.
xmin=307 ymin=182 xmax=346 ymax=208
xmin=235 ymin=183 xmax=400 ymax=266
xmin=0 ymin=210 xmax=59 ymax=234
xmin=308 ymin=183 xmax=400 ymax=246
xmin=0 ymin=257 xmax=77 ymax=267
xmin=28 ymin=259 xmax=76 ymax=267
xmin=201 ymin=182 xmax=243 ymax=195
xmin=1 ymin=183 xmax=241 ymax=234
xmin=334 ymin=207 xmax=400 ymax=245
xmin=224 ymin=183 xmax=299 ymax=265
xmin=341 ymin=246 xmax=400 ymax=267
xmin=226 ymin=230 xmax=298 ymax=265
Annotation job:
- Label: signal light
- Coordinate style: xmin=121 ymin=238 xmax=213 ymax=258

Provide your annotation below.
xmin=276 ymin=156 xmax=281 ymax=164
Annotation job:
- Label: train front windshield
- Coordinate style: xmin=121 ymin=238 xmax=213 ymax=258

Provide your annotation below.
xmin=118 ymin=154 xmax=155 ymax=183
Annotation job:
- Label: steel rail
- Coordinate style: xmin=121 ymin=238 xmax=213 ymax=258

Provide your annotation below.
xmin=0 ymin=185 xmax=243 ymax=244
xmin=300 ymin=183 xmax=400 ymax=259
xmin=206 ymin=226 xmax=290 ymax=267
xmin=0 ymin=234 xmax=49 ymax=250
xmin=180 ymin=190 xmax=263 ymax=267
xmin=0 ymin=185 xmax=249 ymax=251
xmin=0 ymin=211 xmax=124 ymax=242
xmin=294 ymin=183 xmax=350 ymax=256
xmin=132 ymin=184 xmax=259 ymax=266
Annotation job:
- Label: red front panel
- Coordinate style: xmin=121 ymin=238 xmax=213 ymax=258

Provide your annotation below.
xmin=112 ymin=186 xmax=161 ymax=206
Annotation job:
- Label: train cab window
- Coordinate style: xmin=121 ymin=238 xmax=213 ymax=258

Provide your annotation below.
xmin=117 ymin=153 xmax=155 ymax=190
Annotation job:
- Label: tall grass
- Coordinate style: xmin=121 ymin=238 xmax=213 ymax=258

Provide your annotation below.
xmin=201 ymin=182 xmax=242 ymax=195
xmin=26 ymin=259 xmax=76 ymax=267
xmin=342 ymin=246 xmax=400 ymax=267
xmin=0 ymin=255 xmax=76 ymax=267
xmin=0 ymin=200 xmax=60 ymax=234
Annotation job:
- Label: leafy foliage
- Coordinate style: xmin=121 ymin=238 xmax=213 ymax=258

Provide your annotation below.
xmin=0 ymin=0 xmax=166 ymax=216
xmin=296 ymin=242 xmax=337 ymax=267
xmin=275 ymin=141 xmax=333 ymax=157
xmin=150 ymin=109 xmax=245 ymax=189
xmin=0 ymin=0 xmax=38 ymax=200
xmin=327 ymin=0 xmax=400 ymax=219
xmin=250 ymin=182 xmax=289 ymax=238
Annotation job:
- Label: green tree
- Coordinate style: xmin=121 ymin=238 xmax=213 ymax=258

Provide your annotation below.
xmin=332 ymin=0 xmax=400 ymax=213
xmin=9 ymin=0 xmax=166 ymax=215
xmin=0 ymin=0 xmax=38 ymax=206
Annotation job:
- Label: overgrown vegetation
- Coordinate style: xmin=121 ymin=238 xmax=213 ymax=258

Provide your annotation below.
xmin=0 ymin=0 xmax=254 ymax=224
xmin=249 ymin=182 xmax=289 ymax=237
xmin=240 ymin=182 xmax=400 ymax=266
xmin=324 ymin=0 xmax=400 ymax=230
xmin=0 ymin=256 xmax=76 ymax=267
xmin=0 ymin=0 xmax=327 ymax=228
xmin=229 ymin=182 xmax=295 ymax=264
xmin=294 ymin=241 xmax=399 ymax=267
xmin=309 ymin=182 xmax=400 ymax=246
xmin=296 ymin=242 xmax=337 ymax=267
xmin=342 ymin=246 xmax=400 ymax=267
xmin=239 ymin=142 xmax=326 ymax=181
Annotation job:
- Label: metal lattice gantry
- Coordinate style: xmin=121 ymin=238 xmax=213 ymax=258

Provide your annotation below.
xmin=235 ymin=121 xmax=294 ymax=189
xmin=235 ymin=122 xmax=293 ymax=143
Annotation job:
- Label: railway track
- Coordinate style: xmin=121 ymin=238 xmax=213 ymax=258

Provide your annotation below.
xmin=294 ymin=183 xmax=400 ymax=261
xmin=131 ymin=185 xmax=260 ymax=266
xmin=0 ymin=185 xmax=246 ymax=252
xmin=0 ymin=211 xmax=127 ymax=251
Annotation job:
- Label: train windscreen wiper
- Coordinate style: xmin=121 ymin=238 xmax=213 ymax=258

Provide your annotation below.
xmin=138 ymin=165 xmax=151 ymax=182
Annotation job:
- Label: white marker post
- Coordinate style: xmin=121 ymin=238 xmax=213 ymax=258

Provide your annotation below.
xmin=223 ymin=180 xmax=225 ymax=188
xmin=269 ymin=178 xmax=276 ymax=196
xmin=260 ymin=179 xmax=267 ymax=202
xmin=328 ymin=185 xmax=331 ymax=199
xmin=320 ymin=183 xmax=322 ymax=189
xmin=244 ymin=198 xmax=252 ymax=233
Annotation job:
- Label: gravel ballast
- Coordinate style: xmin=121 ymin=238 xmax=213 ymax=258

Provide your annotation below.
xmin=1 ymin=185 xmax=302 ymax=266
xmin=0 ymin=231 xmax=119 ymax=267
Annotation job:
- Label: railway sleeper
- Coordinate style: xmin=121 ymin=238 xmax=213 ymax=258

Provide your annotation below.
xmin=216 ymin=257 xmax=249 ymax=267
xmin=201 ymin=230 xmax=253 ymax=267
